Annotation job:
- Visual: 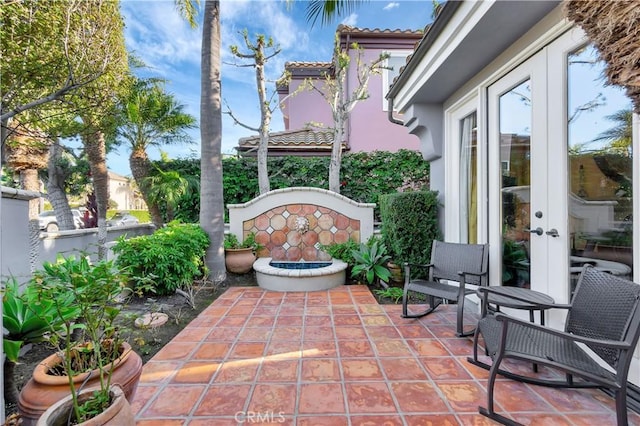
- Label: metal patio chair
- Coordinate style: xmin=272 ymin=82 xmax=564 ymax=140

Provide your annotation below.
xmin=401 ymin=241 xmax=489 ymax=336
xmin=470 ymin=265 xmax=640 ymax=426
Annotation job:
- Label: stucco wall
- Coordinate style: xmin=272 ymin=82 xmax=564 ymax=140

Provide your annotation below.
xmin=282 ymin=50 xmax=419 ymax=153
xmin=228 ymin=187 xmax=375 ymax=261
xmin=0 ymin=186 xmax=155 ymax=283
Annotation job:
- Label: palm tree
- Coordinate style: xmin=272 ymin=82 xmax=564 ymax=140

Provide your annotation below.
xmin=113 ymin=79 xmax=196 ymax=228
xmin=174 ymin=0 xmax=227 ymax=282
xmin=592 ymin=109 xmax=632 ymax=157
xmin=145 ymin=168 xmax=199 ymax=223
xmin=305 ymin=0 xmax=368 ymax=27
xmin=4 ymin=124 xmax=50 ymax=272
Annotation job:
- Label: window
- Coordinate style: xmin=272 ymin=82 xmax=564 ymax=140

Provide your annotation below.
xmin=382 ymin=50 xmax=413 ymax=111
xmin=460 ymin=112 xmax=478 ymax=243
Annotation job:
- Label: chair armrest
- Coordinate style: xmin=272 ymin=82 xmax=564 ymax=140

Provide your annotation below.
xmin=403 ymin=263 xmax=435 ymax=285
xmin=458 ymin=270 xmax=488 ymax=278
xmin=495 ymin=312 xmax=633 ymax=350
xmin=404 ymin=262 xmax=434 ymax=269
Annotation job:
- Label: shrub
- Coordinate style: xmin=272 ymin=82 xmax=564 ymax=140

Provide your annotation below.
xmin=379 ymin=190 xmax=441 ymax=266
xmin=320 ymin=239 xmax=360 ymax=266
xmin=112 ymin=222 xmax=210 ymax=295
xmin=149 ymin=149 xmax=430 ymax=222
xmin=351 ymin=240 xmax=392 ymax=285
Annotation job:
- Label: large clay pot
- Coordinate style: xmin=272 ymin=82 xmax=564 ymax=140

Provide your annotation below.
xmin=225 ymin=248 xmax=256 ymax=274
xmin=36 ymin=384 xmax=134 ymax=426
xmin=18 ymin=342 xmax=142 ymax=426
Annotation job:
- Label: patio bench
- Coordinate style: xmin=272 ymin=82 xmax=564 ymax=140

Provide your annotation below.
xmin=469 ymin=265 xmax=640 ymax=426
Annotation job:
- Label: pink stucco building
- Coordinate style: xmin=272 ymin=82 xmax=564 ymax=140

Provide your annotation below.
xmin=237 ymin=26 xmax=423 ymax=156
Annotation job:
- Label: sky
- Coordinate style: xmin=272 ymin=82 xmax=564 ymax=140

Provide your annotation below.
xmin=108 ymin=0 xmax=435 ymax=176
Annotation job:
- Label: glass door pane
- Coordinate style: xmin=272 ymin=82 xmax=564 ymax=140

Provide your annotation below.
xmin=500 ymin=80 xmax=532 ymax=288
xmin=567 ymin=44 xmax=633 ymax=296
xmin=460 ymin=112 xmax=478 ymax=244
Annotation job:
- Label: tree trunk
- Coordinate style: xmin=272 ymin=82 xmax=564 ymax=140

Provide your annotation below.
xmin=129 ymin=149 xmax=163 ymax=229
xmin=200 ymin=0 xmax=226 ymax=283
xmin=256 ymin=57 xmax=270 ymax=194
xmin=329 ymin=123 xmax=344 ymax=193
xmin=20 ymin=169 xmax=41 ymax=273
xmin=84 ymin=128 xmax=109 ymax=260
xmin=47 ymin=143 xmax=76 ymax=231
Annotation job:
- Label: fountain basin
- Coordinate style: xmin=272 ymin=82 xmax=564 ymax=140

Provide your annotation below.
xmin=253 ymin=257 xmax=348 ymax=292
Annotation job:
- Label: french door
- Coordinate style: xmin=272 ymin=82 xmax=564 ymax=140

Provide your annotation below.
xmin=488 ymin=28 xmax=633 ymax=304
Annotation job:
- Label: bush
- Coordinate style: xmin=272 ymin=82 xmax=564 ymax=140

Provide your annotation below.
xmin=149 ymin=149 xmax=430 ymax=222
xmin=320 ymin=239 xmax=360 ymax=266
xmin=112 ymin=222 xmax=210 ymax=295
xmin=379 ymin=190 xmax=441 ymax=266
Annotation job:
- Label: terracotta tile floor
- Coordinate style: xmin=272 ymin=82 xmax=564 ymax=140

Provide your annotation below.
xmin=132 ymin=286 xmax=640 ymax=425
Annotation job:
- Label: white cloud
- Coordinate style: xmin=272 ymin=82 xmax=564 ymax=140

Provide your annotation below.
xmin=121 ymin=1 xmax=201 ymax=81
xmin=383 ymin=2 xmax=400 ymax=11
xmin=340 ymin=13 xmax=358 ymax=27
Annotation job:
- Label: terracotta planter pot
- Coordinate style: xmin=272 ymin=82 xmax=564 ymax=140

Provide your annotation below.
xmin=36 ymin=384 xmax=134 ymax=426
xmin=225 ymin=248 xmax=256 ymax=274
xmin=18 ymin=342 xmax=142 ymax=426
xmin=387 ymin=262 xmax=404 ymax=284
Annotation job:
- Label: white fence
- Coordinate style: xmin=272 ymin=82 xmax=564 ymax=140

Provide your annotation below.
xmin=1 ymin=186 xmax=154 ymax=283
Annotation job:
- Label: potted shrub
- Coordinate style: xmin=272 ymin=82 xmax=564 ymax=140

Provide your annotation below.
xmin=351 ymin=240 xmax=392 ymax=287
xmin=3 ymin=277 xmax=80 ymax=407
xmin=18 ymin=255 xmax=142 ymax=426
xmin=224 ymin=232 xmax=261 ymax=274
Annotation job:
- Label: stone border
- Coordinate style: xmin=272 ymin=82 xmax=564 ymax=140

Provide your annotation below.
xmin=253 ymin=257 xmax=348 ymax=292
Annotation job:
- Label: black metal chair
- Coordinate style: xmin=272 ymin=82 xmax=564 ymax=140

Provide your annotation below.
xmin=470 ymin=265 xmax=640 ymax=426
xmin=401 ymin=241 xmax=489 ymax=336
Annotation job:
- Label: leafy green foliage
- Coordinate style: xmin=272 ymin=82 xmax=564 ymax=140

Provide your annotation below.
xmin=320 ymin=239 xmax=360 ymax=266
xmin=351 ymin=240 xmax=392 ymax=285
xmin=112 ymin=222 xmax=210 ymax=295
xmin=2 ymin=277 xmax=80 ymax=363
xmin=379 ymin=190 xmax=441 ymax=266
xmin=224 ymin=232 xmax=261 ymax=251
xmin=148 ymin=149 xmax=430 ymax=223
xmin=32 ymin=254 xmax=129 ymax=422
xmin=373 ymin=287 xmax=404 ymax=303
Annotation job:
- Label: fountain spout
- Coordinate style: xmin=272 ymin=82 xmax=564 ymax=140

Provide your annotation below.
xmin=295 ymin=216 xmax=309 ymax=235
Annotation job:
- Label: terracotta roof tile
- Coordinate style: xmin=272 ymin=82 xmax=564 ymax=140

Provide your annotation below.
xmin=285 ymin=61 xmax=332 ymax=69
xmin=336 ymin=25 xmax=423 ymax=37
xmin=238 ymin=129 xmax=335 ymax=148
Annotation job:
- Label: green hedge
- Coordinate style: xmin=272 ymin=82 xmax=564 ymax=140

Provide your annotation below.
xmin=112 ymin=222 xmax=209 ymax=295
xmin=379 ymin=190 xmax=441 ymax=265
xmin=149 ymin=149 xmax=430 ymax=223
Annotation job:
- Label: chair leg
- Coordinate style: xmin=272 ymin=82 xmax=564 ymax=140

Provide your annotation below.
xmin=401 ymin=289 xmax=439 ymax=318
xmin=479 ymin=352 xmax=522 ymax=426
xmin=615 ymin=388 xmax=629 ymax=426
xmin=456 ymin=296 xmax=474 ymax=337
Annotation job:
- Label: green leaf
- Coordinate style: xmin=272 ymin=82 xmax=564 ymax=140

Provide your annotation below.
xmin=3 ymin=339 xmax=23 ymax=363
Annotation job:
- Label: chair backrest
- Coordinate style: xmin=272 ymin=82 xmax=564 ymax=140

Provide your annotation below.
xmin=429 ymin=241 xmax=489 ymax=286
xmin=567 ymin=266 xmax=640 ymax=370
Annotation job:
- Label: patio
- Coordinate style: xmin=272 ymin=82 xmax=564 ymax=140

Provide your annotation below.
xmin=132 ymin=285 xmax=640 ymax=425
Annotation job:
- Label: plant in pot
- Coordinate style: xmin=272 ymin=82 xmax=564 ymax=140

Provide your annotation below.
xmin=3 ymin=276 xmax=80 ymax=408
xmin=18 ymin=255 xmax=143 ymax=426
xmin=351 ymin=240 xmax=392 ymax=288
xmin=224 ymin=232 xmax=262 ymax=274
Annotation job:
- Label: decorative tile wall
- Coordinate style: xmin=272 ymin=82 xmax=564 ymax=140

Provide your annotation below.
xmin=243 ymin=204 xmax=361 ymax=261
